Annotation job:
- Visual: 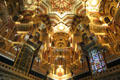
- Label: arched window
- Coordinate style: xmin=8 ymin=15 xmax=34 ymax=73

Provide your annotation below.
xmin=89 ymin=48 xmax=106 ymax=73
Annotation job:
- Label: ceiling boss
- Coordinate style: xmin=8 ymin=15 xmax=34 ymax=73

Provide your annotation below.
xmin=50 ymin=0 xmax=75 ymax=13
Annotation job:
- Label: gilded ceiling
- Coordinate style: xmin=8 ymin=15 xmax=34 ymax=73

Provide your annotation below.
xmin=24 ymin=0 xmax=85 ymax=27
xmin=50 ymin=0 xmax=76 ymax=13
xmin=0 ymin=0 xmax=120 ymax=80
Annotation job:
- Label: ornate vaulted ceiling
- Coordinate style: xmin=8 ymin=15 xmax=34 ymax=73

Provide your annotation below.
xmin=23 ymin=0 xmax=86 ymax=27
xmin=0 ymin=0 xmax=120 ymax=80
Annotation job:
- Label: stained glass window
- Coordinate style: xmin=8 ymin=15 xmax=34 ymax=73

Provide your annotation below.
xmin=89 ymin=49 xmax=106 ymax=73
